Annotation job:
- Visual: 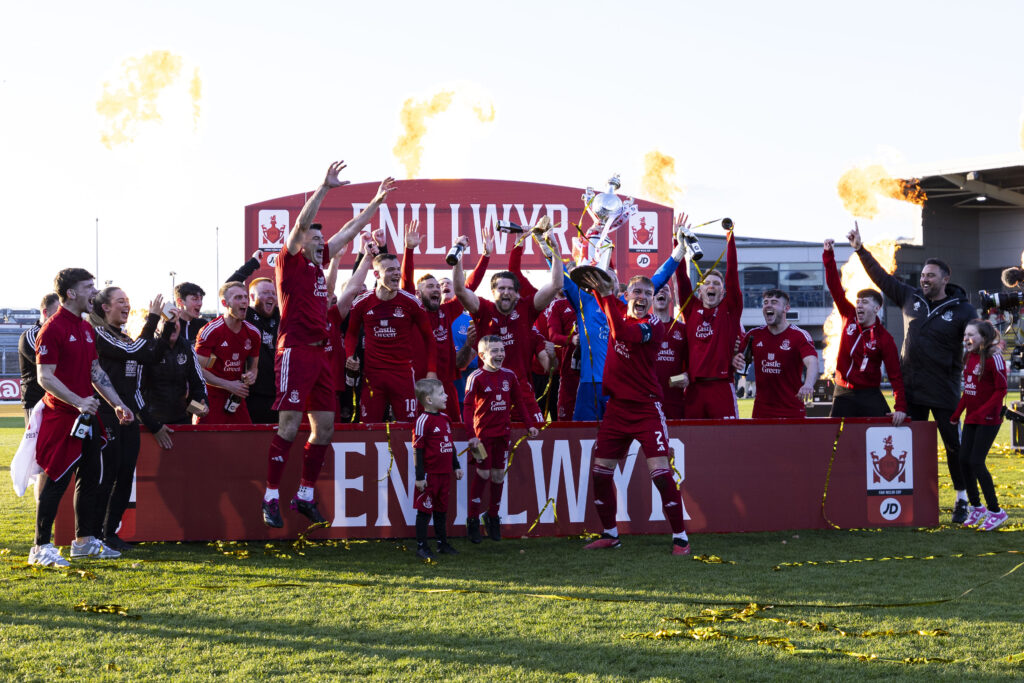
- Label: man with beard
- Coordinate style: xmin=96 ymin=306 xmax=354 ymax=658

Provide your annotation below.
xmin=675 ymin=214 xmax=742 ymax=419
xmin=399 ymin=220 xmax=491 ymax=420
xmin=174 ymin=282 xmax=207 ymax=344
xmin=452 ymin=231 xmax=564 ymax=427
xmin=650 ymin=284 xmax=688 ymax=419
xmin=847 ymin=225 xmax=974 ymax=522
xmin=195 ymin=282 xmax=261 ymax=424
xmin=345 ymin=251 xmax=438 ymax=422
xmin=824 ymin=239 xmax=906 ymax=425
xmin=731 ymin=290 xmax=817 ymax=418
xmin=226 ymin=251 xmax=281 ymax=423
xmin=575 ymin=273 xmax=690 ymax=555
xmin=263 ymin=163 xmax=396 ymax=527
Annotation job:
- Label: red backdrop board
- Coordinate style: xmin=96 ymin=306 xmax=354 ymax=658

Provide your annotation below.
xmin=244 ymin=179 xmax=673 ymax=278
xmin=55 ymin=419 xmax=937 ymax=543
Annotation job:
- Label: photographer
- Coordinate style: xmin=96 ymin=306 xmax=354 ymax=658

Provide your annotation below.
xmin=849 ymin=224 xmax=976 ymax=523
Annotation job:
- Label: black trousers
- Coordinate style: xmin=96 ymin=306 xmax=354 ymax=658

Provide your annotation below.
xmin=960 ymin=423 xmax=1001 ymax=511
xmin=830 ymin=386 xmax=890 ymax=418
xmin=907 ymin=402 xmax=964 ymax=490
xmin=35 ymin=429 xmax=102 ymax=545
xmin=95 ymin=414 xmax=141 ymax=539
xmin=247 ymin=393 xmax=279 ymax=424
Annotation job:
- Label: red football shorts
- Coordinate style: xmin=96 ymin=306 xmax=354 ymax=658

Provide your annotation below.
xmin=196 ymin=387 xmax=252 ymax=425
xmin=596 ymin=399 xmax=670 ymax=461
xmin=413 ymin=472 xmax=452 ymax=513
xmin=273 ymin=345 xmax=336 ymax=413
xmin=470 ymin=435 xmax=510 ymax=471
xmin=556 ymin=370 xmax=579 ymax=422
xmin=684 ymin=379 xmax=739 ymax=419
xmin=361 ymin=367 xmax=417 ymax=422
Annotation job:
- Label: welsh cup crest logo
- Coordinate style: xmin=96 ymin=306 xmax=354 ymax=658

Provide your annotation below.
xmin=629 ymin=212 xmax=658 ymax=250
xmin=871 ymin=435 xmax=907 ymax=483
xmin=259 ymin=210 xmax=288 ymax=248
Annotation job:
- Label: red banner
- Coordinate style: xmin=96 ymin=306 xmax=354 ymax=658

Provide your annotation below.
xmin=244 ymin=179 xmax=673 ymax=277
xmin=55 ymin=419 xmax=937 ymax=543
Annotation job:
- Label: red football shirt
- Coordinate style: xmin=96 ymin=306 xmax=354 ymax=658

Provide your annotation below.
xmin=276 ymin=248 xmax=330 ymax=349
xmin=195 ymin=316 xmax=261 ymax=383
xmin=413 ymin=299 xmax=461 ymax=383
xmin=462 ymin=366 xmax=537 ymax=438
xmin=953 ymin=352 xmax=1008 ymax=425
xmin=654 ymin=320 xmax=688 ymax=408
xmin=742 ymin=324 xmax=816 ymax=418
xmin=412 ymin=411 xmax=456 ymax=473
xmin=471 ymin=294 xmax=539 ymax=380
xmin=597 ymin=294 xmax=665 ymax=403
xmin=36 ymin=306 xmax=98 ymax=414
xmin=677 ymin=232 xmax=742 ymax=379
xmin=344 ymin=289 xmax=438 ymax=374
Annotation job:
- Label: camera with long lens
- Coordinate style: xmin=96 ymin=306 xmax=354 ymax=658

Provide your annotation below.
xmin=978 ymin=289 xmax=1024 ymax=312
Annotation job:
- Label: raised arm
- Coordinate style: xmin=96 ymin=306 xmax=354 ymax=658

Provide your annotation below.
xmin=400 ymin=219 xmax=420 ymax=294
xmin=452 ymin=246 xmax=480 ymax=315
xmin=227 ymin=251 xmax=263 ymax=284
xmin=412 ymin=303 xmax=439 ymax=377
xmin=823 ymin=239 xmax=855 ymax=318
xmin=508 ymin=235 xmax=538 ymax=299
xmin=287 ymin=161 xmax=350 ymax=256
xmin=532 ymin=235 xmax=564 ymax=312
xmin=724 ymin=228 xmax=742 ymax=312
xmin=327 ymin=177 xmax=398 ymax=259
xmin=338 ymin=244 xmax=376 ymax=319
xmin=849 ymin=222 xmax=911 ymax=306
xmin=465 ymin=226 xmax=492 ymax=293
xmin=325 ymin=252 xmax=342 ymax=297
xmin=651 ymin=221 xmax=689 ymax=291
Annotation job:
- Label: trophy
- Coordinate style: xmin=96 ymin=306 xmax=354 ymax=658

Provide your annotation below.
xmin=570 ymin=174 xmax=637 ymax=291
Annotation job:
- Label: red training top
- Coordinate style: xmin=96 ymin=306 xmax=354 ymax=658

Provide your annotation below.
xmin=412 ymin=411 xmax=457 ymax=473
xmin=462 ymin=366 xmax=538 ymax=438
xmin=952 ymin=352 xmax=1007 ymax=425
xmin=597 ymin=294 xmax=665 ymax=403
xmin=36 ymin=306 xmax=98 ymax=414
xmin=654 ymin=320 xmax=688 ymax=409
xmin=741 ymin=324 xmax=816 ymax=418
xmin=195 ymin=316 xmax=261 ymax=383
xmin=344 ymin=289 xmax=438 ymax=374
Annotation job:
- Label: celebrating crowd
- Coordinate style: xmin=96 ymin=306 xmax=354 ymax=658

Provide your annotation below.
xmin=17 ymin=161 xmax=1010 ymax=567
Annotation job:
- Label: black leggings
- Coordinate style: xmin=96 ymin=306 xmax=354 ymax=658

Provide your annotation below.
xmin=94 ymin=415 xmax=141 ymax=538
xmin=35 ymin=430 xmax=102 ymax=545
xmin=959 ymin=423 xmax=1001 ymax=511
xmin=830 ymin=386 xmax=890 ymax=417
xmin=907 ymin=403 xmax=963 ymax=490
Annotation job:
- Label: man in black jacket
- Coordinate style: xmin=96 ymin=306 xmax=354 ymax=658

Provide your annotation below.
xmin=19 ymin=293 xmax=60 ymax=426
xmin=226 ymin=250 xmax=280 ymax=423
xmin=849 ymin=224 xmax=978 ymax=523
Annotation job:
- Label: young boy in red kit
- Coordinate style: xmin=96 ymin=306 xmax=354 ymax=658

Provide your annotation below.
xmin=463 ymin=336 xmax=539 ymax=543
xmin=412 ymin=378 xmax=463 ymax=560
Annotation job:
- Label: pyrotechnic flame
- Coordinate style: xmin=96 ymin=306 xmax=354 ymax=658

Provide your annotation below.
xmin=96 ymin=50 xmax=203 ymax=148
xmin=190 ymin=67 xmax=202 ymax=129
xmin=836 ymin=165 xmax=925 ymax=219
xmin=473 ymin=102 xmax=495 ymax=123
xmin=393 ymin=91 xmax=455 ymax=178
xmin=821 ymin=240 xmax=900 ymax=378
xmin=640 ymin=150 xmax=684 ymax=206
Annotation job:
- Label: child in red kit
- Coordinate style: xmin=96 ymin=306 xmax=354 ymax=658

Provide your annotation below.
xmin=951 ymin=320 xmax=1009 ymax=531
xmin=412 ymin=378 xmax=463 ymax=560
xmin=462 ymin=336 xmax=539 ymax=543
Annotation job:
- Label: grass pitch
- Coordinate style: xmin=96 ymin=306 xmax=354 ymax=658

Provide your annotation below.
xmin=1 ymin=401 xmax=1023 ymax=681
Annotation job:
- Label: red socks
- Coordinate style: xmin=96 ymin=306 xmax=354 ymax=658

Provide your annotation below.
xmin=266 ymin=434 xmax=295 ymax=489
xmin=591 ymin=464 xmax=617 ymax=529
xmin=651 ymin=467 xmax=685 ymax=534
xmin=488 ymin=481 xmax=504 ymax=517
xmin=300 ymin=443 xmax=329 ymax=488
xmin=469 ymin=469 xmax=487 ymax=517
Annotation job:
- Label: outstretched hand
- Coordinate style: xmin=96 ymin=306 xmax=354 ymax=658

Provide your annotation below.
xmin=149 ymin=294 xmax=165 ymax=317
xmin=373 ymin=177 xmax=397 ymax=204
xmin=324 ymin=161 xmax=350 ymax=189
xmin=482 ymin=225 xmax=495 ymax=256
xmin=847 ymin=222 xmax=863 ymax=250
xmin=404 ymin=219 xmax=421 ymax=250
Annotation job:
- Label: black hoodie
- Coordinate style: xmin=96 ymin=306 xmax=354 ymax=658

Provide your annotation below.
xmin=857 ymin=247 xmax=977 ymax=409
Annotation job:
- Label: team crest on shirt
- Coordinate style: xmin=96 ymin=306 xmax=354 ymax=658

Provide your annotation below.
xmin=865 ymin=340 xmax=877 ymax=350
xmin=780 ymin=339 xmax=791 ymax=351
xmin=672 ymin=330 xmax=683 ymax=340
xmin=244 ymin=339 xmax=252 ymax=350
xmin=176 ymin=353 xmax=187 ymax=365
xmin=502 ymin=379 xmax=510 ymax=391
xmin=85 ymin=331 xmax=93 ymax=343
xmin=510 ymin=310 xmax=520 ymax=320
xmin=941 ymin=311 xmax=953 ymax=322
xmin=394 ymin=307 xmax=405 ymax=318
xmin=846 ymin=323 xmax=856 ymax=335
xmin=913 ymin=301 xmax=921 ymax=311
xmin=288 ymin=390 xmax=300 ymax=403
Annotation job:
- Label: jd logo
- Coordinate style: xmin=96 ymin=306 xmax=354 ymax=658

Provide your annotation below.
xmin=879 ymin=497 xmax=901 ymax=521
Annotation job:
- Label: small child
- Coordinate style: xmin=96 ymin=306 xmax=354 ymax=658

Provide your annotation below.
xmin=951 ymin=320 xmax=1009 ymax=531
xmin=412 ymin=378 xmax=463 ymax=560
xmin=463 ymin=336 xmax=539 ymax=543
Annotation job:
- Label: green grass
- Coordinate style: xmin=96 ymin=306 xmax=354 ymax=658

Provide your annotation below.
xmin=1 ymin=401 xmax=1023 ymax=681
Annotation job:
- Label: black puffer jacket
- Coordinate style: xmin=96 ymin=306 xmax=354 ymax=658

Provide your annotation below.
xmin=857 ymin=247 xmax=977 ymax=409
xmin=142 ymin=323 xmax=208 ymax=425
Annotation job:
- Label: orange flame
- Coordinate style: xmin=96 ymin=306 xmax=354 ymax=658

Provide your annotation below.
xmin=640 ymin=150 xmax=683 ymax=206
xmin=821 ymin=240 xmax=900 ymax=378
xmin=96 ymin=50 xmax=202 ymax=148
xmin=393 ymin=90 xmax=455 ymax=178
xmin=836 ymin=165 xmax=926 ymax=219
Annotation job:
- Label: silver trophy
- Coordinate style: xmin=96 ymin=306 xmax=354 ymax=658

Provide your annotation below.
xmin=570 ymin=174 xmax=637 ymax=290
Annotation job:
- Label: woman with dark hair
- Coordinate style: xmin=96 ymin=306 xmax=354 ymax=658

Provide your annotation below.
xmin=89 ymin=287 xmax=176 ymax=551
xmin=952 ymin=319 xmax=1009 ymax=531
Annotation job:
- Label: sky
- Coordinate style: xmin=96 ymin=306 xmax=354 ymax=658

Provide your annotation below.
xmin=3 ymin=0 xmax=1024 ymax=309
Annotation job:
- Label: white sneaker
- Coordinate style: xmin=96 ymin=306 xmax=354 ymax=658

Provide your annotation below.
xmin=70 ymin=538 xmax=122 ymax=560
xmin=28 ymin=543 xmax=70 ymax=567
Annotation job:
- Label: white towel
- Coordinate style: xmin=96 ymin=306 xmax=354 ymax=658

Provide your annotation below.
xmin=11 ymin=402 xmax=43 ymax=497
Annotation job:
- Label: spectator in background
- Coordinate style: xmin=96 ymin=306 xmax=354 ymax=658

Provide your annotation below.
xmin=194 ymin=282 xmax=261 ymax=424
xmin=174 ymin=282 xmax=207 ymax=344
xmin=226 ymin=251 xmax=281 ymax=423
xmin=545 ymin=291 xmax=580 ymax=422
xmin=89 ymin=287 xmax=176 ymax=552
xmin=142 ymin=308 xmax=209 ymax=426
xmin=19 ymin=293 xmax=60 ymax=426
xmin=650 ymin=284 xmax=688 ymax=419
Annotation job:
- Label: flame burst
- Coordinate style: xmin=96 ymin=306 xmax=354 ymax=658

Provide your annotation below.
xmin=821 ymin=240 xmax=900 ymax=378
xmin=96 ymin=50 xmax=202 ymax=148
xmin=393 ymin=91 xmax=455 ymax=178
xmin=473 ymin=102 xmax=496 ymax=123
xmin=640 ymin=150 xmax=683 ymax=206
xmin=836 ymin=165 xmax=926 ymax=219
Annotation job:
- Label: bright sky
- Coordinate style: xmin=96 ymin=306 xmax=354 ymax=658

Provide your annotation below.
xmin=3 ymin=0 xmax=1024 ymax=309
